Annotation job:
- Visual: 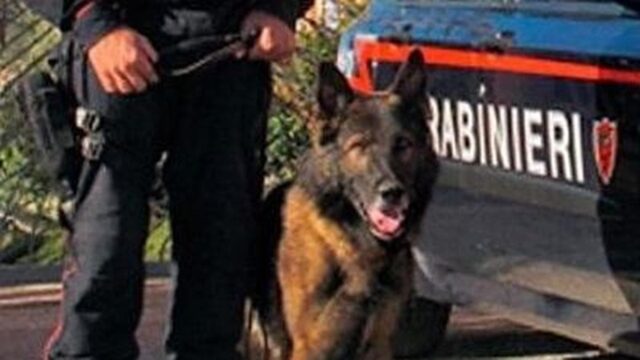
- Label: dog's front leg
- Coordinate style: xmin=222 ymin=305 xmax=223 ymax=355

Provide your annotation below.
xmin=288 ymin=264 xmax=386 ymax=360
xmin=289 ymin=286 xmax=376 ymax=360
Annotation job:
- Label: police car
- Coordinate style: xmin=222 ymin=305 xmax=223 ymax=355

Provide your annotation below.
xmin=337 ymin=0 xmax=640 ymax=356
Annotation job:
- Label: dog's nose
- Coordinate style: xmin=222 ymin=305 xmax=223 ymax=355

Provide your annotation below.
xmin=380 ymin=185 xmax=406 ymax=205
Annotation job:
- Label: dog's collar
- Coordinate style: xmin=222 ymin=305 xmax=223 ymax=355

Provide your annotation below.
xmin=377 ymin=236 xmax=411 ymax=255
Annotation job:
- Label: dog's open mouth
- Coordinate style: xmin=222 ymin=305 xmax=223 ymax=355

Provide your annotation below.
xmin=366 ymin=206 xmax=407 ymax=241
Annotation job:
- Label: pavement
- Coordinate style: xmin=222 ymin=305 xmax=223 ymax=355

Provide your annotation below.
xmin=0 ymin=271 xmax=634 ymax=360
xmin=0 ymin=280 xmax=168 ymax=360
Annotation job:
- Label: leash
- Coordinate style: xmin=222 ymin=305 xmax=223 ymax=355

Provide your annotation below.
xmin=157 ymin=29 xmax=261 ymax=77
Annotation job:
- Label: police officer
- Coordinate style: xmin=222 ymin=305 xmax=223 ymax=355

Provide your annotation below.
xmin=41 ymin=0 xmax=311 ymax=359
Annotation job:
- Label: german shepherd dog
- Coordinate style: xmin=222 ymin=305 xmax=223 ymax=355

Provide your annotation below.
xmin=246 ymin=49 xmax=438 ymax=360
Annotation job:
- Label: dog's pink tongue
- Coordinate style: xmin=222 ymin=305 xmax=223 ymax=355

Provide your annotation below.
xmin=368 ymin=208 xmax=403 ymax=240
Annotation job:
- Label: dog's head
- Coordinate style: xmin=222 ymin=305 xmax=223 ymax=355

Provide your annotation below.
xmin=301 ymin=49 xmax=438 ymax=243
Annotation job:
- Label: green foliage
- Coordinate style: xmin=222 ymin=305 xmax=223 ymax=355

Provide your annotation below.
xmin=0 ymin=1 xmax=60 ymax=92
xmin=265 ymin=111 xmax=308 ymax=183
xmin=0 ymin=1 xmax=64 ymax=263
xmin=0 ymin=84 xmax=64 ymax=264
xmin=265 ymin=6 xmax=364 ymax=182
xmin=145 ymin=219 xmax=171 ymax=262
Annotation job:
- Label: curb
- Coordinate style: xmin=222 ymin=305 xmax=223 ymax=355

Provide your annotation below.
xmin=0 ymin=283 xmax=62 ymax=307
xmin=0 ymin=263 xmax=171 ymax=308
xmin=0 ymin=278 xmax=170 ymax=308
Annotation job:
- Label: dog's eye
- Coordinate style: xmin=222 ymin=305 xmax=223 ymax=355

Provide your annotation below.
xmin=394 ymin=136 xmax=415 ymax=154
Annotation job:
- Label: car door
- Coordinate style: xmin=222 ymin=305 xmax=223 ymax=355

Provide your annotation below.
xmin=340 ymin=0 xmax=640 ymax=317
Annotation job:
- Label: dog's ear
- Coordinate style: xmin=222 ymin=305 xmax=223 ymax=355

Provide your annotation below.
xmin=390 ymin=49 xmax=426 ymax=102
xmin=317 ymin=62 xmax=355 ymax=118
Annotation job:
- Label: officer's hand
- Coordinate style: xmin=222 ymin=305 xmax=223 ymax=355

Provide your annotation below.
xmin=242 ymin=11 xmax=296 ymax=62
xmin=87 ymin=27 xmax=160 ymax=95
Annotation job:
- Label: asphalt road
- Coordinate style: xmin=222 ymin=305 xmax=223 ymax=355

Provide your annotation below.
xmin=0 ymin=280 xmax=633 ymax=360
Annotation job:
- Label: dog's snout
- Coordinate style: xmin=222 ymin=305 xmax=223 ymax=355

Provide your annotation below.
xmin=379 ymin=185 xmax=406 ymax=205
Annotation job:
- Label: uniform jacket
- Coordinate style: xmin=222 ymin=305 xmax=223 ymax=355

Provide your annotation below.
xmin=24 ymin=0 xmax=313 ymax=50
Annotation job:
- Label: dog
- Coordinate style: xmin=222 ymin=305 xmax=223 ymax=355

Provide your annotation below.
xmin=245 ymin=49 xmax=438 ymax=360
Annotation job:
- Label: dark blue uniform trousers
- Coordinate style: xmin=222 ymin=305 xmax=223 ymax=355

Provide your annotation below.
xmin=45 ymin=11 xmax=271 ymax=358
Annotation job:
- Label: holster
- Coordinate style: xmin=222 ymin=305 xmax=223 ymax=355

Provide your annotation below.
xmin=15 ymin=36 xmax=83 ymax=197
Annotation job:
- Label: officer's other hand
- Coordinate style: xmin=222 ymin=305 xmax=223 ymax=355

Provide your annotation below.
xmin=242 ymin=11 xmax=296 ymax=62
xmin=87 ymin=27 xmax=160 ymax=95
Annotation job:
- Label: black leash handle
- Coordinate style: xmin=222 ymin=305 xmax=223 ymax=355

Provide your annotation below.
xmin=157 ymin=29 xmax=261 ymax=77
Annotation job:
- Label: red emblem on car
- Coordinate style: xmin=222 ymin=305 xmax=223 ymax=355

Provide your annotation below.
xmin=593 ymin=118 xmax=618 ymax=185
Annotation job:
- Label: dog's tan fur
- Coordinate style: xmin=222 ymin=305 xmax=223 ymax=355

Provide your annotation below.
xmin=278 ymin=186 xmax=413 ymax=360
